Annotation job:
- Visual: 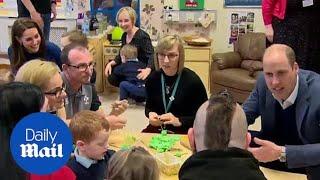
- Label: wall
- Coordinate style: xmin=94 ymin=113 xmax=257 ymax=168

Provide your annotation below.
xmin=140 ymin=0 xmax=265 ymax=53
xmin=206 ymin=1 xmax=264 ymax=53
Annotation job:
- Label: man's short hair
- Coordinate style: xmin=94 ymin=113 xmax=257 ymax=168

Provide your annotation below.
xmin=69 ymin=110 xmax=109 ymax=143
xmin=61 ymin=43 xmax=87 ymax=65
xmin=204 ymin=92 xmax=236 ymax=150
xmin=263 ymin=44 xmax=296 ymax=67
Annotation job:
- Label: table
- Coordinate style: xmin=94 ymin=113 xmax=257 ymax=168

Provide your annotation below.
xmin=108 ymin=130 xmax=307 ymax=180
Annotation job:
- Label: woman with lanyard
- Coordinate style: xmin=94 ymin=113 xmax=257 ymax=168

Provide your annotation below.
xmin=143 ymin=35 xmax=207 ymax=134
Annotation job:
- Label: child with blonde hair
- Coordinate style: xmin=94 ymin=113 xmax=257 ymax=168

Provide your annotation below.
xmin=113 ymin=44 xmax=147 ymax=103
xmin=107 ymin=146 xmax=159 ymax=180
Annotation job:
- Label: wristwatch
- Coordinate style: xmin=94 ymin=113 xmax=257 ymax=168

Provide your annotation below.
xmin=278 ymin=146 xmax=286 ymax=162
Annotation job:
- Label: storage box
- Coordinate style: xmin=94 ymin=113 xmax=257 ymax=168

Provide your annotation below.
xmin=155 ymin=152 xmax=182 ymax=175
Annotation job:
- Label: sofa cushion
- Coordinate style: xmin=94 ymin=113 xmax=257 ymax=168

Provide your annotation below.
xmin=213 ymin=52 xmax=241 ymax=70
xmin=235 ymin=33 xmax=266 ymax=60
xmin=241 ymin=60 xmax=263 ymax=77
xmin=212 ymin=68 xmax=257 ymax=91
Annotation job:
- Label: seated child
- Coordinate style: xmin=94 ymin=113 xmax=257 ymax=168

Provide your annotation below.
xmin=106 ymin=146 xmax=159 ymax=180
xmin=113 ymin=44 xmax=146 ymax=103
xmin=67 ymin=110 xmax=114 ymax=180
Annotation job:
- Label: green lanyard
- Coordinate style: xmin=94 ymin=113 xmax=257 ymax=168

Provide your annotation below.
xmin=161 ymin=73 xmax=181 ymax=113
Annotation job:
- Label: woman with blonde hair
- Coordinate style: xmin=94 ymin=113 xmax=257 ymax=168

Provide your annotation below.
xmin=105 ymin=6 xmax=154 ymax=87
xmin=144 ymin=35 xmax=207 ymax=134
xmin=106 ymin=146 xmax=159 ymax=180
xmin=15 ymin=59 xmax=67 ymax=121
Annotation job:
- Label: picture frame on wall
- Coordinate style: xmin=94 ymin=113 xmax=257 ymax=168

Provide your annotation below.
xmin=179 ymin=0 xmax=204 ymax=10
xmin=224 ymin=0 xmax=261 ymax=7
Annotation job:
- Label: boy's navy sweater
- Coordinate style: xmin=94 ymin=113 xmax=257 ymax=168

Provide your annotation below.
xmin=67 ymin=149 xmax=115 ymax=180
xmin=113 ymin=60 xmax=146 ymax=85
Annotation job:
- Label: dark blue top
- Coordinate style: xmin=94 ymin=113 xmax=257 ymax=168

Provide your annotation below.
xmin=113 ymin=60 xmax=146 ymax=86
xmin=275 ymin=103 xmax=303 ymax=146
xmin=8 ymin=41 xmax=62 ymax=74
xmin=67 ymin=149 xmax=115 ymax=180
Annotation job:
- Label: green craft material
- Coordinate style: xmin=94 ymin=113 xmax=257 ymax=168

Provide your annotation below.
xmin=149 ymin=130 xmax=180 ymax=152
xmin=120 ymin=135 xmax=137 ymax=149
xmin=174 ymin=151 xmax=183 ymax=157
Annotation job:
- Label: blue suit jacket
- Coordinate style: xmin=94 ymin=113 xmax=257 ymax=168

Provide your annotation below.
xmin=243 ymin=70 xmax=320 ymax=179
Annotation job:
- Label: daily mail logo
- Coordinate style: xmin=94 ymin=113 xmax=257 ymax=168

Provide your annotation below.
xmin=10 ymin=113 xmax=73 ymax=175
xmin=20 ymin=129 xmax=62 ymax=158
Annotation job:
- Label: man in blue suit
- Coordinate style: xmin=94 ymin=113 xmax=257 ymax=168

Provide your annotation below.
xmin=243 ymin=44 xmax=320 ymax=179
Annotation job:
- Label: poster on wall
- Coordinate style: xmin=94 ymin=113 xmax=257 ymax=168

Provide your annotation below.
xmin=179 ymin=0 xmax=204 ymax=10
xmin=90 ymin=0 xmax=139 ymax=26
xmin=225 ymin=0 xmax=261 ymax=7
xmin=228 ymin=11 xmax=255 ymax=44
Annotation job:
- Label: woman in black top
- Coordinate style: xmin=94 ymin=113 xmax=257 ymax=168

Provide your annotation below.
xmin=0 ymin=82 xmax=46 ymax=180
xmin=143 ymin=35 xmax=207 ymax=134
xmin=104 ymin=6 xmax=154 ymax=87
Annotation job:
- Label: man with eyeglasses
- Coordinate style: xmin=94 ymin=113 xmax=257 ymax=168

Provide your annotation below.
xmin=61 ymin=43 xmax=128 ymax=130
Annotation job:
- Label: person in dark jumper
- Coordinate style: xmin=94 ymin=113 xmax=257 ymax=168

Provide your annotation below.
xmin=243 ymin=44 xmax=320 ymax=179
xmin=8 ymin=18 xmax=61 ymax=74
xmin=67 ymin=110 xmax=115 ymax=180
xmin=179 ymin=93 xmax=266 ymax=180
xmin=0 ymin=82 xmax=46 ymax=180
xmin=143 ymin=35 xmax=207 ymax=134
xmin=104 ymin=6 xmax=154 ymax=87
xmin=113 ymin=44 xmax=146 ymax=102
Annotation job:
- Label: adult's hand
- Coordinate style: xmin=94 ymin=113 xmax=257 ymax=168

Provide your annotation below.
xmin=106 ymin=115 xmax=127 ymax=130
xmin=30 ymin=11 xmax=44 ymax=28
xmin=160 ymin=113 xmax=182 ymax=127
xmin=137 ymin=67 xmax=151 ymax=80
xmin=248 ymin=137 xmax=282 ymax=163
xmin=104 ymin=61 xmax=116 ymax=77
xmin=265 ymin=24 xmax=274 ymax=43
xmin=51 ymin=3 xmax=57 ymax=22
xmin=110 ymin=100 xmax=129 ymax=116
xmin=148 ymin=112 xmax=162 ymax=126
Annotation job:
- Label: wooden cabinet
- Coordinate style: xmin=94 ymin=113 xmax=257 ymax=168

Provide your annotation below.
xmin=103 ymin=43 xmax=121 ymax=92
xmin=87 ymin=35 xmax=106 ymax=93
xmin=184 ymin=46 xmax=211 ymax=92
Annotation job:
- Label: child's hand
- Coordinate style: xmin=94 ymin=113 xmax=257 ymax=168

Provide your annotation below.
xmin=137 ymin=68 xmax=151 ymax=80
xmin=110 ymin=100 xmax=129 ymax=116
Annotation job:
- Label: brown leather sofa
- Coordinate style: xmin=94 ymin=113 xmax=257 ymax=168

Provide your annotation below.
xmin=210 ymin=32 xmax=266 ymax=103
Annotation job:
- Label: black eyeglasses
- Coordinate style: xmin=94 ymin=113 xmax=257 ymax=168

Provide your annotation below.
xmin=67 ymin=62 xmax=96 ymax=72
xmin=157 ymin=53 xmax=179 ymax=61
xmin=44 ymin=86 xmax=65 ymax=97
